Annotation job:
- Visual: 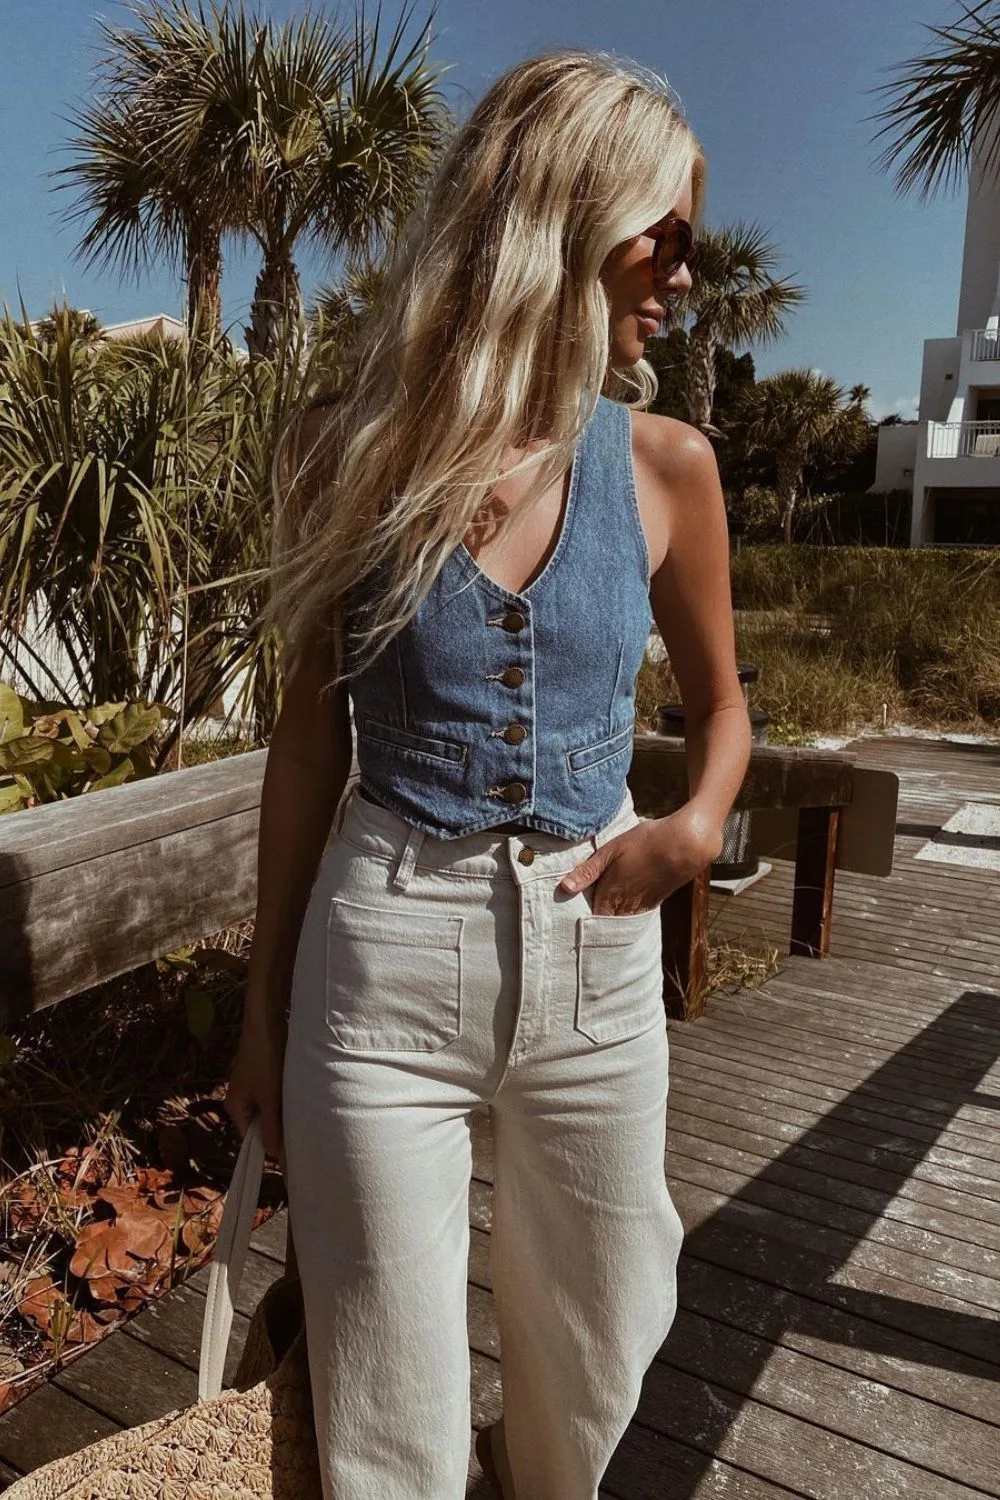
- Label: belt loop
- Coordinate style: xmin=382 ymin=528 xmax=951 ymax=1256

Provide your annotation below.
xmin=391 ymin=824 xmax=426 ymax=890
xmin=331 ymin=782 xmax=355 ymax=840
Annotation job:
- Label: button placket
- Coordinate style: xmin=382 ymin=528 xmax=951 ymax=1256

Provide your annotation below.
xmin=485 ymin=594 xmax=533 ymax=811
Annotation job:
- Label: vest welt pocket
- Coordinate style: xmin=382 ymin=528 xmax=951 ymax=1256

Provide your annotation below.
xmin=565 ymin=721 xmax=634 ymax=773
xmin=325 ymin=897 xmax=464 ymax=1052
xmin=356 ymin=712 xmax=469 ymax=766
xmin=574 ymin=909 xmax=663 ymax=1044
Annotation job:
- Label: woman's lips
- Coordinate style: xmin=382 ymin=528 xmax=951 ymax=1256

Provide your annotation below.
xmin=637 ymin=313 xmax=661 ymax=335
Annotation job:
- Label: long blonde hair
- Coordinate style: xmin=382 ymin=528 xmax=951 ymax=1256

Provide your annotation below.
xmin=263 ymin=48 xmax=706 ymax=692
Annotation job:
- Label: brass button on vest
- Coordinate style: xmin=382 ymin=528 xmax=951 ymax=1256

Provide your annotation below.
xmin=503 ymin=722 xmax=528 ymax=745
xmin=500 ymin=780 xmax=528 ymax=804
xmin=501 ymin=610 xmax=526 ymax=632
xmin=501 ymin=666 xmax=525 ymax=688
xmin=517 ymin=846 xmax=535 ymax=865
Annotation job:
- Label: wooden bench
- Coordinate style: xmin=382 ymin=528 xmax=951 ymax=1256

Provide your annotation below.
xmin=629 ymin=734 xmax=898 ymax=1019
xmin=0 ymin=739 xmax=897 ymax=1024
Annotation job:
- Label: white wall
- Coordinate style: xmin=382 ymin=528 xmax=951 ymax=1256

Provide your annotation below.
xmin=2 ymin=599 xmax=255 ymax=738
xmin=918 ymin=337 xmax=963 ymax=421
xmin=956 ymin=112 xmax=1000 ymax=335
xmin=870 ymin=423 xmax=918 ymax=493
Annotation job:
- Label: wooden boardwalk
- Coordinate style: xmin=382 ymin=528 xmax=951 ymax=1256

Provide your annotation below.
xmin=1 ymin=734 xmax=998 ymax=1497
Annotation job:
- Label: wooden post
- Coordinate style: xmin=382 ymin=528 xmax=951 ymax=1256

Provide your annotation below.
xmin=660 ymin=865 xmax=711 ymax=1021
xmin=790 ymin=806 xmax=840 ymax=958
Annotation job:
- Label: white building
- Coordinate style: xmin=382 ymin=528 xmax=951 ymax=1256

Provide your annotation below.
xmin=870 ymin=114 xmax=1000 ymax=546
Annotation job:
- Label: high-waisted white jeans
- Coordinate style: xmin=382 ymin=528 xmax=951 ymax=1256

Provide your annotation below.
xmin=281 ymin=781 xmax=684 ymax=1500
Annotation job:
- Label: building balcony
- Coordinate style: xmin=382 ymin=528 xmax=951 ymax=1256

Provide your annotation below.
xmin=969 ymin=327 xmax=1000 ymax=361
xmin=926 ymin=419 xmax=1000 ymax=458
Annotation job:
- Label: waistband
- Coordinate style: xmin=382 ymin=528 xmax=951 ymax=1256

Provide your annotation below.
xmin=332 ymin=780 xmax=641 ymax=888
xmin=357 ymin=783 xmax=537 ymax=834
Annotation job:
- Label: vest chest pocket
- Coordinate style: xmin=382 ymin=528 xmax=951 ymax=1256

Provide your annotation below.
xmin=565 ymin=721 xmax=635 ymax=774
xmin=574 ymin=909 xmax=664 ymax=1044
xmin=325 ymin=898 xmax=464 ymax=1051
xmin=356 ymin=713 xmax=469 ymax=766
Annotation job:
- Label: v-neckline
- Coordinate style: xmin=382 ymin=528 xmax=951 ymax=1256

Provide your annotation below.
xmin=454 ymin=435 xmax=583 ymax=600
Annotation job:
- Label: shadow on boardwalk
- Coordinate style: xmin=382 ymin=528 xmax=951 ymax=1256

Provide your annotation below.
xmin=608 ymin=987 xmax=1000 ymax=1498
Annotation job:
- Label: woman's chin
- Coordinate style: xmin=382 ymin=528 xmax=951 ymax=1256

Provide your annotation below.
xmin=610 ymin=336 xmax=648 ymax=366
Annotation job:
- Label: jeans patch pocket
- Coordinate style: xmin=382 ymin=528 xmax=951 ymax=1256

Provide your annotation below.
xmin=325 ymin=897 xmax=464 ymax=1052
xmin=574 ymin=909 xmax=664 ymax=1044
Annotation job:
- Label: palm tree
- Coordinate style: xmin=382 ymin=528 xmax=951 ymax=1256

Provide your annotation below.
xmin=866 ymin=0 xmax=1000 ymax=199
xmin=50 ymin=0 xmax=454 ymax=361
xmin=662 ymin=220 xmax=807 ymax=436
xmin=238 ymin=4 xmax=453 ymax=364
xmin=51 ymin=0 xmax=232 ymax=347
xmin=729 ymin=370 xmax=871 ymax=543
xmin=33 ymin=304 xmax=105 ymax=345
xmin=309 ymin=255 xmax=389 ymax=367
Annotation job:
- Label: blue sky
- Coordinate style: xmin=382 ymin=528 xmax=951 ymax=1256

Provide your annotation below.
xmin=0 ymin=0 xmax=974 ymax=421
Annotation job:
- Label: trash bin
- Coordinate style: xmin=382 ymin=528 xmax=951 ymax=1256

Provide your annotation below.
xmin=655 ymin=664 xmax=770 ymax=881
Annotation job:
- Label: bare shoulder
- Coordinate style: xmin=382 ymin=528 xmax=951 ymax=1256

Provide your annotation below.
xmin=628 ymin=408 xmax=725 ymax=576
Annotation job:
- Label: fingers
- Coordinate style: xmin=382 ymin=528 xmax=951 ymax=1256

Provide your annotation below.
xmin=560 ymin=852 xmax=602 ymax=892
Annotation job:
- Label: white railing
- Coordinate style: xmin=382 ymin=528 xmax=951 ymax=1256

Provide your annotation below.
xmin=970 ymin=328 xmax=1000 ymax=362
xmin=927 ymin=420 xmax=1000 ymax=458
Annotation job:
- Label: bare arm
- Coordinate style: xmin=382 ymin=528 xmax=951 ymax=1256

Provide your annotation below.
xmin=558 ymin=419 xmax=751 ymax=910
xmin=647 ymin=421 xmax=752 ymax=856
xmin=243 ymin=635 xmax=353 ymax=1021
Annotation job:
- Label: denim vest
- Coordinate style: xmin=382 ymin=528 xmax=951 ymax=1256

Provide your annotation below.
xmin=345 ymin=394 xmax=652 ymax=840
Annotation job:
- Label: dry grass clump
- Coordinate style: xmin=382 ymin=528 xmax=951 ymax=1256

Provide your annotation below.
xmin=638 ymin=545 xmax=1000 ymax=742
xmin=729 ymin=545 xmax=1000 ymax=735
xmin=706 ymin=935 xmax=781 ymax=997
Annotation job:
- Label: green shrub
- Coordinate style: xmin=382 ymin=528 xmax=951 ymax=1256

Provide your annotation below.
xmin=0 ymin=682 xmax=175 ymax=812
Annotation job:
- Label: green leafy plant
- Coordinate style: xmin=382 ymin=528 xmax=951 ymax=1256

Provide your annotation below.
xmin=0 ymin=682 xmax=175 ymax=812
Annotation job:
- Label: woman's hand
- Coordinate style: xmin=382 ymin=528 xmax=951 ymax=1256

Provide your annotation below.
xmin=223 ymin=1003 xmax=288 ymax=1163
xmin=557 ymin=806 xmax=722 ymax=915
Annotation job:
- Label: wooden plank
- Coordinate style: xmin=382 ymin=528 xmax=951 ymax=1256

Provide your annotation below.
xmin=676 ymin=1023 xmax=1000 ymax=1145
xmin=672 ymin=1033 xmax=1000 ymax=1152
xmin=658 ymin=1307 xmax=1000 ymax=1494
xmin=668 ymin=1081 xmax=1000 ymax=1252
xmin=751 ymin=984 xmax=1000 ymax=1072
xmin=51 ymin=1325 xmax=199 ymax=1427
xmin=667 ymin=1143 xmax=1000 ymax=1313
xmin=602 ymin=1422 xmax=801 ymax=1499
xmin=670 ymin=1047 xmax=1000 ymax=1170
xmin=0 ymin=749 xmax=267 ymax=876
xmin=0 ymin=1459 xmax=25 ymax=1488
xmin=676 ymin=1255 xmax=1000 ymax=1426
xmin=630 ymin=734 xmax=856 ymax=814
xmin=686 ymin=1014 xmax=1000 ymax=1115
xmin=0 ymin=1383 xmax=120 ymax=1476
xmin=666 ymin=1120 xmax=1000 ymax=1294
xmin=638 ymin=1358 xmax=988 ymax=1500
xmin=661 ymin=867 xmax=711 ymax=1019
xmin=671 ymin=1177 xmax=1000 ymax=1365
xmin=753 ymin=767 xmax=899 ymax=877
xmin=790 ymin=806 xmax=840 ymax=957
xmin=121 ymin=1281 xmax=251 ymax=1390
xmin=1 ymin=807 xmax=262 ymax=1018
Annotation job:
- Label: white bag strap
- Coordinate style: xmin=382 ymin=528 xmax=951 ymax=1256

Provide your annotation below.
xmin=198 ymin=1111 xmax=265 ymax=1400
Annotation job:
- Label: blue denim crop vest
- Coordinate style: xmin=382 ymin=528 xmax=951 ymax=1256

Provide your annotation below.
xmin=345 ymin=393 xmax=652 ymax=840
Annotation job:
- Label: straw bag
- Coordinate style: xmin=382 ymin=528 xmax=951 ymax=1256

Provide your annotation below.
xmin=4 ymin=1114 xmax=322 ymax=1499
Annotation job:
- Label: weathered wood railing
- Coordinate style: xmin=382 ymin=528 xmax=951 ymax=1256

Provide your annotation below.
xmin=631 ymin=734 xmax=897 ymax=1018
xmin=0 ymin=736 xmax=897 ymax=1024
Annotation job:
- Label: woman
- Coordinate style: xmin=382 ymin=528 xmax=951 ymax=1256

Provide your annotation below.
xmin=224 ymin=47 xmax=751 ymax=1500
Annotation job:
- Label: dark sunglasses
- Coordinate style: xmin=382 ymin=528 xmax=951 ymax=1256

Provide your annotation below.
xmin=645 ymin=216 xmax=703 ymax=281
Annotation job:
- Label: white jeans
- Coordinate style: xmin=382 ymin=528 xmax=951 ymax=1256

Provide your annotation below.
xmin=281 ymin=781 xmax=683 ymax=1500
